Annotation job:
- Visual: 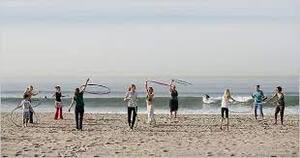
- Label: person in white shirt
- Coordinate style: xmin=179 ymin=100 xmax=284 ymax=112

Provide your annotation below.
xmin=145 ymin=80 xmax=155 ymax=124
xmin=124 ymin=84 xmax=138 ymax=129
xmin=220 ymin=89 xmax=237 ymax=130
xmin=17 ymin=94 xmax=34 ymax=127
xmin=23 ymin=85 xmax=39 ymax=123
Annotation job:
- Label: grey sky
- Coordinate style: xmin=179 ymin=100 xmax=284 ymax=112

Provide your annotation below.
xmin=1 ymin=0 xmax=299 ymax=79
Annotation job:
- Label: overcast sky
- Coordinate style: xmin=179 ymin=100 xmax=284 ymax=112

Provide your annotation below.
xmin=1 ymin=0 xmax=299 ymax=79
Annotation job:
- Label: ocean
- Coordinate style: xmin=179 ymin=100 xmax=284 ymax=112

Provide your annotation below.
xmin=1 ymin=76 xmax=299 ymax=114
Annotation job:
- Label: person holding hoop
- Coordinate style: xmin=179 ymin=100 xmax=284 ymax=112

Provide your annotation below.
xmin=17 ymin=94 xmax=35 ymax=127
xmin=145 ymin=80 xmax=155 ymax=124
xmin=266 ymin=86 xmax=286 ymax=125
xmin=124 ymin=84 xmax=138 ymax=129
xmin=220 ymin=89 xmax=237 ymax=130
xmin=52 ymin=85 xmax=65 ymax=120
xmin=169 ymin=82 xmax=179 ymax=119
xmin=68 ymin=78 xmax=90 ymax=131
xmin=252 ymin=85 xmax=267 ymax=120
xmin=23 ymin=85 xmax=39 ymax=123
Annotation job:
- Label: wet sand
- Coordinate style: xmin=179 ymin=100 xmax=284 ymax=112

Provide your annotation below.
xmin=1 ymin=112 xmax=299 ymax=157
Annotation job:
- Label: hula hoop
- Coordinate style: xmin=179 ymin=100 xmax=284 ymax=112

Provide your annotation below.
xmin=171 ymin=79 xmax=192 ymax=86
xmin=148 ymin=80 xmax=170 ymax=87
xmin=82 ymin=83 xmax=111 ymax=95
xmin=229 ymin=109 xmax=253 ymax=114
xmin=10 ymin=107 xmax=39 ymax=127
xmin=32 ymin=97 xmax=48 ymax=108
xmin=229 ymin=103 xmax=253 ymax=114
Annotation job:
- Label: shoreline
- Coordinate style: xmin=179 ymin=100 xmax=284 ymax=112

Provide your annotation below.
xmin=1 ymin=113 xmax=299 ymax=157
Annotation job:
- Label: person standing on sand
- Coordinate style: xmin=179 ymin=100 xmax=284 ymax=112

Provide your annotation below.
xmin=52 ymin=85 xmax=65 ymax=120
xmin=169 ymin=83 xmax=179 ymax=119
xmin=220 ymin=89 xmax=237 ymax=130
xmin=252 ymin=85 xmax=267 ymax=120
xmin=68 ymin=78 xmax=90 ymax=130
xmin=17 ymin=94 xmax=34 ymax=127
xmin=23 ymin=85 xmax=39 ymax=123
xmin=145 ymin=80 xmax=155 ymax=124
xmin=266 ymin=86 xmax=286 ymax=125
xmin=124 ymin=84 xmax=138 ymax=129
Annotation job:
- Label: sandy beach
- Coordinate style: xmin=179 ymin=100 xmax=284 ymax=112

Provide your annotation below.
xmin=1 ymin=112 xmax=299 ymax=157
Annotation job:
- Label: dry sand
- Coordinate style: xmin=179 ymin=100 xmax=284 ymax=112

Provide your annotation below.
xmin=1 ymin=112 xmax=299 ymax=157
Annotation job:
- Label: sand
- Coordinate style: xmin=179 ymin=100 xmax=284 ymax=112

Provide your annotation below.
xmin=1 ymin=112 xmax=299 ymax=157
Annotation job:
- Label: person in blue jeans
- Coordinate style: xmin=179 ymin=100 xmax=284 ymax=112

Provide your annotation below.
xmin=252 ymin=85 xmax=267 ymax=120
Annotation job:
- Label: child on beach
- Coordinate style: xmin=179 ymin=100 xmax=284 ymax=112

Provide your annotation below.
xmin=68 ymin=78 xmax=90 ymax=130
xmin=266 ymin=86 xmax=286 ymax=125
xmin=23 ymin=85 xmax=39 ymax=123
xmin=52 ymin=85 xmax=64 ymax=120
xmin=124 ymin=84 xmax=138 ymax=129
xmin=252 ymin=85 xmax=267 ymax=120
xmin=220 ymin=89 xmax=237 ymax=130
xmin=17 ymin=94 xmax=34 ymax=127
xmin=145 ymin=80 xmax=155 ymax=124
xmin=169 ymin=84 xmax=178 ymax=119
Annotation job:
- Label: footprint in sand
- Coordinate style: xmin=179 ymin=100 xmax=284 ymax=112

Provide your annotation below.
xmin=15 ymin=151 xmax=22 ymax=156
xmin=207 ymin=152 xmax=213 ymax=156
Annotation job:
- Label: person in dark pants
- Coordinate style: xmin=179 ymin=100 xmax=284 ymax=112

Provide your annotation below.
xmin=169 ymin=84 xmax=178 ymax=119
xmin=124 ymin=84 xmax=138 ymax=129
xmin=68 ymin=78 xmax=90 ymax=130
xmin=266 ymin=86 xmax=286 ymax=125
xmin=23 ymin=85 xmax=39 ymax=123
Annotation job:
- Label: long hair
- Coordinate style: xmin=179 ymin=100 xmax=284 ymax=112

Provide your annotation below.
xmin=223 ymin=89 xmax=231 ymax=101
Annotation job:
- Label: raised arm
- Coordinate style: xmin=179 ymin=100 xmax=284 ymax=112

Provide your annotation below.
xmin=169 ymin=80 xmax=174 ymax=93
xmin=80 ymin=78 xmax=90 ymax=93
xmin=145 ymin=81 xmax=149 ymax=94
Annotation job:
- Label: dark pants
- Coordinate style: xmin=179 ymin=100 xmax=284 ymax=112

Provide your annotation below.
xmin=29 ymin=111 xmax=34 ymax=123
xmin=275 ymin=105 xmax=285 ymax=123
xmin=128 ymin=107 xmax=137 ymax=128
xmin=221 ymin=107 xmax=229 ymax=118
xmin=75 ymin=106 xmax=84 ymax=130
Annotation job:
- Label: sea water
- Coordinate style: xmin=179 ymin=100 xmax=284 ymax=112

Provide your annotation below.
xmin=1 ymin=76 xmax=299 ymax=114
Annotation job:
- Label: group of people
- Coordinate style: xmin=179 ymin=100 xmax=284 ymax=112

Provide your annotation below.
xmin=219 ymin=85 xmax=286 ymax=130
xmin=17 ymin=79 xmax=286 ymax=131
